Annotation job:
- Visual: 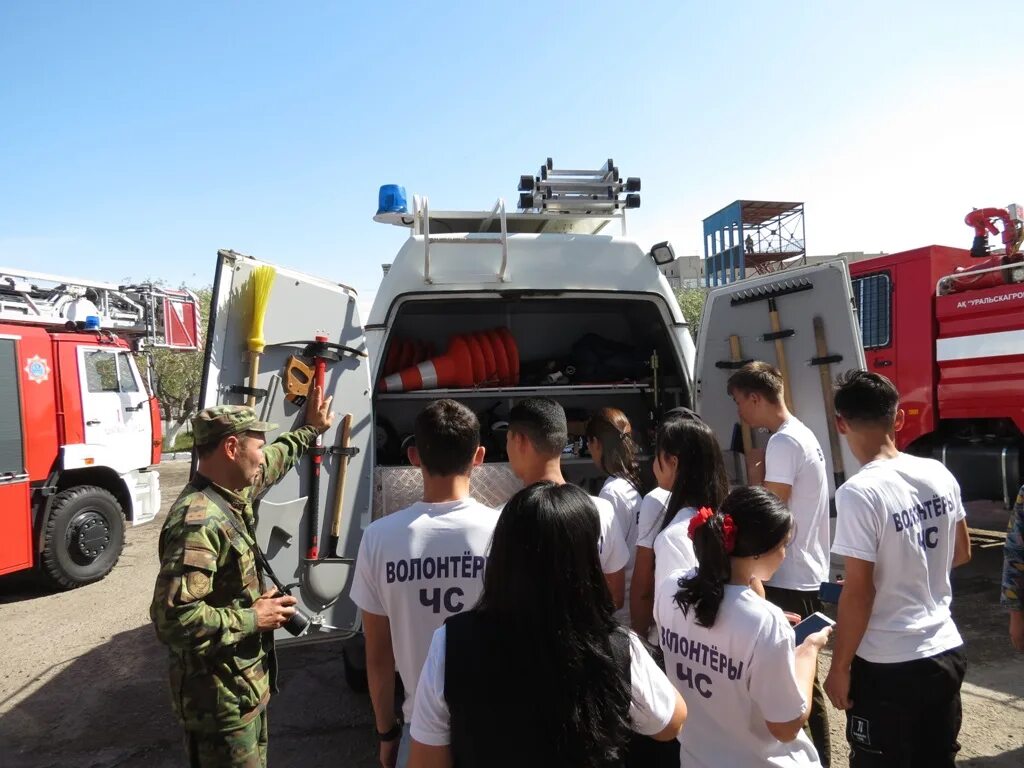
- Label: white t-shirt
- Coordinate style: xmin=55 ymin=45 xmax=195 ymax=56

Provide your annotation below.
xmin=636 ymin=489 xmax=699 ymax=589
xmin=832 ymin=453 xmax=965 ymax=663
xmin=654 ymin=569 xmax=821 ymax=768
xmin=653 ymin=507 xmax=700 ymax=588
xmin=411 ymin=624 xmax=679 ymax=746
xmin=765 ymin=417 xmax=831 ymax=591
xmin=501 ymin=489 xmax=627 ymax=576
xmin=599 ymin=476 xmax=642 ymax=621
xmin=349 ymin=498 xmax=500 ymax=720
xmin=593 ymin=494 xmax=629 ymax=576
xmin=636 ymin=487 xmax=672 ymax=549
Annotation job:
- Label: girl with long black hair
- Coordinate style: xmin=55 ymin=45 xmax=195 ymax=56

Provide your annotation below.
xmin=587 ymin=407 xmax=646 ymax=623
xmin=630 ymin=415 xmax=729 ymax=638
xmin=654 ymin=486 xmax=830 ymax=767
xmin=408 ymin=482 xmax=687 ymax=768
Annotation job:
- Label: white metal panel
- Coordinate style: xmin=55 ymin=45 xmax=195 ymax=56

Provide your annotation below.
xmin=694 ymin=261 xmax=866 ymax=497
xmin=201 ymin=250 xmax=372 ymax=642
xmin=367 ymin=233 xmax=687 ymax=329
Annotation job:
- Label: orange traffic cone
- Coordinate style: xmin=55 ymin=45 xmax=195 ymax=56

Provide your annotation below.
xmin=464 ymin=334 xmax=487 ymax=383
xmin=486 ymin=330 xmax=510 ymax=385
xmin=379 ymin=336 xmax=476 ymax=392
xmin=473 ymin=331 xmax=498 ymax=383
xmin=497 ymin=328 xmax=519 ymax=385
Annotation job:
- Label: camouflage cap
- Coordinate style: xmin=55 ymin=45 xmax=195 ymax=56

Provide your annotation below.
xmin=192 ymin=405 xmax=278 ymax=447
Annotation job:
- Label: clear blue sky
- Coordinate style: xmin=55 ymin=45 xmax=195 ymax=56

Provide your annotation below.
xmin=2 ymin=2 xmax=1022 ymax=315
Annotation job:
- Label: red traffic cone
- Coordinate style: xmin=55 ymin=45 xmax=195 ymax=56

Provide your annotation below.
xmin=379 ymin=336 xmax=475 ymax=392
xmin=464 ymin=334 xmax=487 ymax=384
xmin=473 ymin=331 xmax=498 ymax=383
xmin=396 ymin=339 xmax=416 ymax=371
xmin=384 ymin=339 xmax=402 ymax=375
xmin=497 ymin=328 xmax=519 ymax=385
xmin=486 ymin=330 xmax=510 ymax=385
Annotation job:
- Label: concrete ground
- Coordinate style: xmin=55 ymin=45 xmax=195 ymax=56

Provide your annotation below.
xmin=0 ymin=462 xmax=1021 ymax=767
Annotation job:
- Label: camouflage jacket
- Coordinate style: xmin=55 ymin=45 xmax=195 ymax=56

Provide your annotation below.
xmin=1003 ymin=486 xmax=1024 ymax=611
xmin=150 ymin=425 xmax=318 ymax=732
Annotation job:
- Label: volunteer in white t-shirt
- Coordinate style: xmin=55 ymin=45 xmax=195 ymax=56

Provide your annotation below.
xmin=631 ymin=411 xmax=729 ymax=639
xmin=506 ymin=398 xmax=629 ymax=606
xmin=350 ymin=400 xmax=500 ymax=768
xmin=727 ymin=361 xmax=832 ymax=764
xmin=409 ymin=482 xmax=686 ymax=768
xmin=586 ymin=406 xmax=647 ymax=623
xmin=826 ymin=371 xmax=972 ymax=767
xmin=654 ymin=485 xmax=831 ymax=768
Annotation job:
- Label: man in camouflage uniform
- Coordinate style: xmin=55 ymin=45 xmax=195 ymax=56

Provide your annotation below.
xmin=151 ymin=385 xmax=334 ymax=767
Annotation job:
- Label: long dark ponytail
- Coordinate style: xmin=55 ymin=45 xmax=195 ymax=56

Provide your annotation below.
xmin=675 ymin=486 xmax=792 ymax=628
xmin=658 ymin=417 xmax=729 ymax=534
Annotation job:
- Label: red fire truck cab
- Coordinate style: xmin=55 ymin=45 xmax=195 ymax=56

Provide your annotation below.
xmin=850 ymin=239 xmax=1024 ymax=505
xmin=0 ymin=269 xmax=200 ymax=588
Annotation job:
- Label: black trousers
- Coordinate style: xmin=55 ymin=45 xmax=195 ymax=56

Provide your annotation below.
xmin=763 ymin=585 xmax=831 ymax=768
xmin=846 ymin=647 xmax=966 ymax=768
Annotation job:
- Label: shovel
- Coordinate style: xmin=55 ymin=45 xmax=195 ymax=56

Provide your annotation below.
xmin=303 ymin=413 xmax=357 ymax=607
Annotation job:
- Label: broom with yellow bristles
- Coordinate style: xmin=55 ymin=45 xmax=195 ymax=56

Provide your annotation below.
xmin=247 ymin=265 xmax=276 ymax=406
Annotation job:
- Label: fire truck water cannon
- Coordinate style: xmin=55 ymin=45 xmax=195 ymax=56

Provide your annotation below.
xmin=965 ymin=206 xmax=1023 ymax=259
xmin=940 ymin=205 xmax=1024 ymax=294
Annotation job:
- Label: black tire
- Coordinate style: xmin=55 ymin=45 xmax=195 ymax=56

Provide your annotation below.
xmin=40 ymin=486 xmax=125 ymax=590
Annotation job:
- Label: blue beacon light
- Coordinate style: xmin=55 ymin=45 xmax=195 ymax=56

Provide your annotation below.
xmin=377 ymin=185 xmax=408 ymax=215
xmin=84 ymin=315 xmax=101 ymax=330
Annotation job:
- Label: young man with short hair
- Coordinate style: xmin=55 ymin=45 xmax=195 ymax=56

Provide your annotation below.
xmin=826 ymin=371 xmax=971 ymax=767
xmin=727 ymin=361 xmax=832 ymax=764
xmin=505 ymin=397 xmax=629 ymax=608
xmin=350 ymin=400 xmax=500 ymax=768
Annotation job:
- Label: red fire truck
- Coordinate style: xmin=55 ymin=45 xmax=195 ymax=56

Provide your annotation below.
xmin=849 ymin=205 xmax=1024 ymax=505
xmin=0 ymin=269 xmax=200 ymax=588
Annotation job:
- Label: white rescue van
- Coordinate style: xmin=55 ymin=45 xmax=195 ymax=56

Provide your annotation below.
xmin=199 ymin=161 xmax=865 ymax=686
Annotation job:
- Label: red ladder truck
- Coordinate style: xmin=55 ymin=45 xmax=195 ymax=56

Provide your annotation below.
xmin=0 ymin=268 xmax=200 ymax=588
xmin=849 ymin=204 xmax=1024 ymax=506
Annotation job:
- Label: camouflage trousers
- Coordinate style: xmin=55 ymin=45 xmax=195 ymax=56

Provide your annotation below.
xmin=185 ymin=710 xmax=268 ymax=768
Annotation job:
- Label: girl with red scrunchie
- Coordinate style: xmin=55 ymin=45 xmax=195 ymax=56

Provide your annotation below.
xmin=631 ymin=415 xmax=730 ymax=644
xmin=653 ymin=486 xmax=832 ymax=767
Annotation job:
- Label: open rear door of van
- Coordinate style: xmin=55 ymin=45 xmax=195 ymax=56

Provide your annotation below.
xmin=199 ymin=249 xmax=372 ymax=643
xmin=694 ymin=260 xmax=866 ymax=497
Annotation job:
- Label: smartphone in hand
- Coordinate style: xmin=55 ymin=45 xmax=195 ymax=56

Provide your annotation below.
xmin=793 ymin=611 xmax=836 ymax=645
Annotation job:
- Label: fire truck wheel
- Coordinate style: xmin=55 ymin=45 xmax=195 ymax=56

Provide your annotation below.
xmin=41 ymin=486 xmax=125 ymax=589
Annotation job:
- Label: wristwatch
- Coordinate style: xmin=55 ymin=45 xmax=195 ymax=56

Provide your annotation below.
xmin=377 ymin=721 xmax=402 ymax=742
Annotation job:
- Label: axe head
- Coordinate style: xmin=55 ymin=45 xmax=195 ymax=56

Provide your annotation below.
xmin=284 ymin=355 xmax=314 ymax=405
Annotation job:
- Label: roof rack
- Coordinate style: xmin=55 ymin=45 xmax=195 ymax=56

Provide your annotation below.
xmin=373 ymin=157 xmax=641 ymax=239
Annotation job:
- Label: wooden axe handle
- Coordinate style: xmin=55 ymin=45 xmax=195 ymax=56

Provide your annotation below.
xmin=328 ymin=414 xmax=353 ymax=554
xmin=768 ymin=298 xmax=795 ymax=413
xmin=813 ymin=317 xmax=846 ymax=486
xmin=729 ymin=335 xmax=754 ymax=455
xmin=247 ymin=352 xmax=261 ymax=408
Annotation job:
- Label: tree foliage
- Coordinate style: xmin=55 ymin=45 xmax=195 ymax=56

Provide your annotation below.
xmin=675 ymin=286 xmax=708 ymax=341
xmin=136 ymin=287 xmax=211 ymax=445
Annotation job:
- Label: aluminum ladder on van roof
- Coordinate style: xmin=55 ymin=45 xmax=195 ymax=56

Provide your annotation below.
xmin=414 ymin=196 xmax=510 ymax=285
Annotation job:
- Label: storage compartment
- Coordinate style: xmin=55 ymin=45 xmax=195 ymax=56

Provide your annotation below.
xmin=933 ymin=442 xmax=1021 ymax=507
xmin=372 ymin=296 xmax=690 ymax=515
